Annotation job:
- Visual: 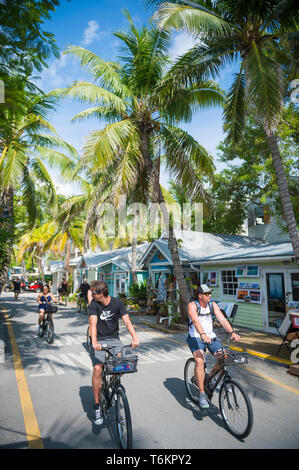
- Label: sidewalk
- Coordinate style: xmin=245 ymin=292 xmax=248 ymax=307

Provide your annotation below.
xmin=130 ymin=313 xmax=293 ymax=366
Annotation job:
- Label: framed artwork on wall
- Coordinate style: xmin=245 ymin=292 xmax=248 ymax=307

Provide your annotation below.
xmin=235 ymin=265 xmax=260 ymax=278
xmin=236 ymin=288 xmax=262 ymax=303
xmin=202 ymin=271 xmax=218 ymax=286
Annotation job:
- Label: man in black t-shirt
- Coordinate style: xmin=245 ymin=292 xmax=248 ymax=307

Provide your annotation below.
xmin=13 ymin=278 xmax=21 ymax=300
xmin=89 ymin=280 xmax=139 ymax=425
xmin=78 ymin=278 xmax=90 ymax=308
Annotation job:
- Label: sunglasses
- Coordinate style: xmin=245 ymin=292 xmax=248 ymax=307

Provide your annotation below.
xmin=92 ymin=290 xmax=102 ymax=295
xmin=203 ymin=292 xmax=212 ymax=296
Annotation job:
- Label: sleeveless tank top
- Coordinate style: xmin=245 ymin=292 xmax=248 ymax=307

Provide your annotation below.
xmin=188 ymin=300 xmax=216 ymax=339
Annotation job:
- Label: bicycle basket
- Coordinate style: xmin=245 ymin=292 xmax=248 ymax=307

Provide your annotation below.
xmin=45 ymin=304 xmax=57 ymax=313
xmin=215 ymin=349 xmax=248 ymax=366
xmin=105 ymin=354 xmax=138 ymax=375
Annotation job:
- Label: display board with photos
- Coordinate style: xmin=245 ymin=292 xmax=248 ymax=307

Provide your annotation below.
xmin=235 ymin=265 xmax=260 ymax=277
xmin=236 ymin=288 xmax=262 ymax=304
xmin=202 ymin=271 xmax=218 ymax=286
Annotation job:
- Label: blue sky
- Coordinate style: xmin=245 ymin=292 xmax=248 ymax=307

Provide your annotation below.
xmin=37 ymin=0 xmax=238 ymax=196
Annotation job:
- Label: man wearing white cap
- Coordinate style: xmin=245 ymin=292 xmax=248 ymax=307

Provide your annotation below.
xmin=187 ymin=284 xmax=240 ymax=409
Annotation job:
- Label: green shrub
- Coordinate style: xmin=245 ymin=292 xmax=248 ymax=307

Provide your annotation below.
xmin=128 ymin=281 xmax=147 ymax=301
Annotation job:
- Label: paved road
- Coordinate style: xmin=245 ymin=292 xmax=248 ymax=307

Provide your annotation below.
xmin=0 ymin=292 xmax=299 ymax=450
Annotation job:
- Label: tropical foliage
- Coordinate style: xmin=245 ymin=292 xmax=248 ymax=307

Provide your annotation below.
xmin=53 ymin=10 xmax=224 ymax=316
xmin=149 ymin=0 xmax=299 ymax=265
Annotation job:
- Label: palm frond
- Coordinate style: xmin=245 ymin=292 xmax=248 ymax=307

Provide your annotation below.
xmin=223 ymin=64 xmax=247 ymax=143
xmin=64 ymin=46 xmax=129 ymax=97
xmin=21 ymin=167 xmax=37 ymax=228
xmin=153 ymin=2 xmax=233 ymax=38
xmin=161 ymin=125 xmax=214 ymax=201
xmin=31 ymin=157 xmax=58 ymax=209
xmin=245 ymin=41 xmax=284 ymax=131
xmin=82 ymin=119 xmax=139 ymax=168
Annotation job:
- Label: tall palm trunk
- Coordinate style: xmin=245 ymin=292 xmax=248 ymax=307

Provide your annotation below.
xmin=37 ymin=248 xmax=45 ymax=284
xmin=0 ymin=187 xmax=14 ymax=292
xmin=265 ymin=129 xmax=299 ymax=268
xmin=140 ymin=127 xmax=190 ymax=319
xmin=131 ymin=204 xmax=138 ymax=285
xmin=65 ymin=236 xmax=71 ymax=282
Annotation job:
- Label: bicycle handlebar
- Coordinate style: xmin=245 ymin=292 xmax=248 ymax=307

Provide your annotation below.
xmin=101 ymin=343 xmax=135 ymax=357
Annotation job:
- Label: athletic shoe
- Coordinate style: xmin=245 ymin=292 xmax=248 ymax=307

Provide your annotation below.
xmin=199 ymin=392 xmax=209 ymax=409
xmin=93 ymin=404 xmax=103 ymax=425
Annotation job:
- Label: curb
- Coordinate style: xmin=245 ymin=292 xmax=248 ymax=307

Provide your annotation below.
xmin=0 ymin=305 xmax=6 ymax=364
xmin=140 ymin=320 xmax=292 ymax=366
xmin=140 ymin=320 xmax=187 ymax=335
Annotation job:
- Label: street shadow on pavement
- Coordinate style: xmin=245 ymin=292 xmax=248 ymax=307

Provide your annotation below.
xmin=79 ymin=385 xmax=119 ymax=446
xmin=163 ymin=377 xmax=226 ymax=432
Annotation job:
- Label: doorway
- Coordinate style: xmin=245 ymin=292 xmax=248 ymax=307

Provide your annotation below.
xmin=266 ymin=273 xmax=286 ymax=329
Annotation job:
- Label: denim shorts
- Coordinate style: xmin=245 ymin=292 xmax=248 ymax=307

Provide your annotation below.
xmin=187 ymin=334 xmax=223 ymax=356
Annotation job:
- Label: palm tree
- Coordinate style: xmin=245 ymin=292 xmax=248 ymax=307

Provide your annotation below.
xmin=149 ymin=0 xmax=299 ymax=266
xmin=0 ymin=92 xmax=78 ymax=290
xmin=54 ymin=11 xmax=224 ymax=318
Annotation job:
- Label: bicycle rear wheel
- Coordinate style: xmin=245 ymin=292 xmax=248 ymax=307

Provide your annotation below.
xmin=77 ymin=300 xmax=81 ymax=313
xmin=184 ymin=358 xmax=199 ymax=404
xmin=115 ymin=387 xmax=132 ymax=449
xmin=219 ymin=379 xmax=253 ymax=439
xmin=45 ymin=319 xmax=54 ymax=344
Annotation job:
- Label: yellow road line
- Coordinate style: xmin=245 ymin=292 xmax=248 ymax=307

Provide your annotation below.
xmin=243 ymin=365 xmax=299 ymax=396
xmin=135 ymin=324 xmax=299 ymax=396
xmin=1 ymin=306 xmax=44 ymax=449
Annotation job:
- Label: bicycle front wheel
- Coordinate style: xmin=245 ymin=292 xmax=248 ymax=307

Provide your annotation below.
xmin=115 ymin=387 xmax=132 ymax=449
xmin=86 ymin=325 xmax=92 ymax=351
xmin=45 ymin=319 xmax=54 ymax=344
xmin=184 ymin=358 xmax=199 ymax=405
xmin=219 ymin=379 xmax=253 ymax=439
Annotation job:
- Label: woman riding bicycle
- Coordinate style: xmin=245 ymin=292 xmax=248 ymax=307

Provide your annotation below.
xmin=187 ymin=284 xmax=240 ymax=409
xmin=36 ymin=285 xmax=58 ymax=333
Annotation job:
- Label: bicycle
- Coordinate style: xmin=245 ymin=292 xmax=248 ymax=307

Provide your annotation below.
xmin=184 ymin=335 xmax=253 ymax=439
xmin=38 ymin=304 xmax=57 ymax=344
xmin=97 ymin=343 xmax=138 ymax=449
xmin=77 ymin=294 xmax=88 ymax=314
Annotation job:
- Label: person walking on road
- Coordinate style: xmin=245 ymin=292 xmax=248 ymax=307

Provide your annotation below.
xmin=58 ymin=277 xmax=68 ymax=304
xmin=12 ymin=278 xmax=21 ymax=300
xmin=89 ymin=281 xmax=139 ymax=425
xmin=187 ymin=284 xmax=240 ymax=409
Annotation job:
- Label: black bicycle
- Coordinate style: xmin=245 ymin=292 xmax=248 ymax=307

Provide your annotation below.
xmin=77 ymin=294 xmax=88 ymax=314
xmin=184 ymin=336 xmax=253 ymax=439
xmin=99 ymin=344 xmax=138 ymax=449
xmin=38 ymin=304 xmax=57 ymax=344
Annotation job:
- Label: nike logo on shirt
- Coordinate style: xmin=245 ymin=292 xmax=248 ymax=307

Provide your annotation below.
xmin=100 ymin=311 xmax=114 ymax=320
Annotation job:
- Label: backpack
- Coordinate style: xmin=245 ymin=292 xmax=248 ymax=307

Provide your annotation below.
xmin=188 ymin=300 xmax=215 ymax=328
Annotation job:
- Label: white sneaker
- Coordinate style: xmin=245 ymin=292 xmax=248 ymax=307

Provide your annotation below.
xmin=93 ymin=405 xmax=103 ymax=425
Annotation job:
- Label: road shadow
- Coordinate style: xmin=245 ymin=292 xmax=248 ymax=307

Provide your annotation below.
xmin=163 ymin=377 xmax=226 ymax=431
xmin=79 ymin=385 xmax=119 ymax=446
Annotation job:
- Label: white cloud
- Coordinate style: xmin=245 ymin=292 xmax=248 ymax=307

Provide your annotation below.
xmin=169 ymin=31 xmax=199 ymax=61
xmin=82 ymin=20 xmax=100 ymax=46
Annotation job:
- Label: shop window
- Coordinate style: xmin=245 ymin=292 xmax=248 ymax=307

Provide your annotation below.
xmin=221 ymin=270 xmax=238 ymax=296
